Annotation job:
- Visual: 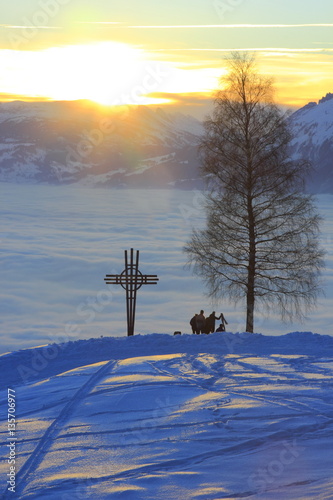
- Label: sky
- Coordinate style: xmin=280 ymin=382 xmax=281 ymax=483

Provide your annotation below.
xmin=0 ymin=0 xmax=332 ymax=114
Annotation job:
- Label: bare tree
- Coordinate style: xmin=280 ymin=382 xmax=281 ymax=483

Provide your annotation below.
xmin=184 ymin=53 xmax=324 ymax=333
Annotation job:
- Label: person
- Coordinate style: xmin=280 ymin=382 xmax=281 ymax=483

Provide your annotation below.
xmin=216 ymin=313 xmax=228 ymax=332
xmin=202 ymin=316 xmax=210 ymax=334
xmin=205 ymin=311 xmax=221 ymax=334
xmin=196 ymin=310 xmax=205 ymax=334
xmin=190 ymin=314 xmax=198 ymax=334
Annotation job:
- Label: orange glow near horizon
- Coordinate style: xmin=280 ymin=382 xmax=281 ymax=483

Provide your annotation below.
xmin=0 ymin=42 xmax=331 ymax=112
xmin=0 ymin=42 xmax=176 ymax=106
xmin=0 ymin=41 xmax=224 ymax=112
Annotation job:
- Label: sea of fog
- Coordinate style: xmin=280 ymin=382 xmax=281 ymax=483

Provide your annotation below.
xmin=1 ymin=184 xmax=332 ymax=354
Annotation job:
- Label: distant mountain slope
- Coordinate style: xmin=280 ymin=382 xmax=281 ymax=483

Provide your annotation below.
xmin=0 ymin=96 xmax=332 ymax=191
xmin=0 ymin=101 xmax=203 ymax=189
xmin=289 ymin=93 xmax=333 ymax=193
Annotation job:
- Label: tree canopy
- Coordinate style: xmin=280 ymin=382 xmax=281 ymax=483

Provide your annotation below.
xmin=184 ymin=53 xmax=324 ymax=332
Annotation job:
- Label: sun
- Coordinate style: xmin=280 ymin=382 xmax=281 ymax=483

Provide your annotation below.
xmin=49 ymin=41 xmax=174 ymax=106
xmin=0 ymin=41 xmax=170 ymax=106
xmin=43 ymin=42 xmax=155 ymax=105
xmin=0 ymin=41 xmax=223 ymax=107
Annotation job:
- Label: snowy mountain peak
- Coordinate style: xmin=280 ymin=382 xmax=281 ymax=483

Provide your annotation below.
xmin=289 ymin=92 xmax=333 ymax=192
xmin=319 ymin=92 xmax=333 ymax=104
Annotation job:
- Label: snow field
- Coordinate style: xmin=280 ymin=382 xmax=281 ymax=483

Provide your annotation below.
xmin=1 ymin=333 xmax=333 ymax=499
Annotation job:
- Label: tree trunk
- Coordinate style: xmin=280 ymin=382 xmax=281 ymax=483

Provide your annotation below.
xmin=246 ymin=286 xmax=255 ymax=333
xmin=246 ymin=194 xmax=256 ymax=333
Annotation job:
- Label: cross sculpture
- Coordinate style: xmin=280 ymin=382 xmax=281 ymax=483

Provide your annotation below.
xmin=104 ymin=249 xmax=159 ymax=336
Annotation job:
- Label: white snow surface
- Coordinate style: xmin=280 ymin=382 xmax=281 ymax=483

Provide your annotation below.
xmin=290 ymin=97 xmax=333 ymax=147
xmin=1 ymin=331 xmax=333 ymax=499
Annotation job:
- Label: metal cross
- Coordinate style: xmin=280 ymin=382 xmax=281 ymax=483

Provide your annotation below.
xmin=104 ymin=249 xmax=159 ymax=336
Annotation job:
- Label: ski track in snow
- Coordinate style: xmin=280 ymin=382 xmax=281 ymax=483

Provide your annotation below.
xmin=1 ymin=334 xmax=333 ymax=499
xmin=2 ymin=359 xmax=117 ymax=499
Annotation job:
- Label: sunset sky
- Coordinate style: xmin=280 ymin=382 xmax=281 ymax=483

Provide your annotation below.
xmin=0 ymin=0 xmax=332 ymax=114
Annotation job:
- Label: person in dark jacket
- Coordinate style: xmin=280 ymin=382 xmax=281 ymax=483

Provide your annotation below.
xmin=190 ymin=314 xmax=198 ymax=334
xmin=206 ymin=311 xmax=221 ymax=334
xmin=216 ymin=313 xmax=228 ymax=332
xmin=196 ymin=310 xmax=205 ymax=334
xmin=203 ymin=316 xmax=210 ymax=334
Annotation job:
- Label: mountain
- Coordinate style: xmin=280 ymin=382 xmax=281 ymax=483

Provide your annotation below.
xmin=0 ymin=96 xmax=332 ymax=192
xmin=289 ymin=93 xmax=333 ymax=193
xmin=0 ymin=100 xmax=203 ymax=189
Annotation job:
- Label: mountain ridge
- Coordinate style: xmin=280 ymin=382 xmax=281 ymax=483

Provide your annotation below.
xmin=289 ymin=93 xmax=333 ymax=193
xmin=0 ymin=96 xmax=332 ymax=192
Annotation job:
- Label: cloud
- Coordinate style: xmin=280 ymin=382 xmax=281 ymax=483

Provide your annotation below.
xmin=146 ymin=92 xmax=213 ymax=115
xmin=75 ymin=22 xmax=123 ymax=25
xmin=127 ymin=24 xmax=333 ymax=29
xmin=69 ymin=22 xmax=333 ymax=30
xmin=0 ymin=24 xmax=60 ymax=30
xmin=0 ymin=92 xmax=52 ymax=102
xmin=152 ymin=47 xmax=333 ymax=53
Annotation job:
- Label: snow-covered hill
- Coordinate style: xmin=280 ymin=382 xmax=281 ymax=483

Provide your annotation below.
xmin=289 ymin=93 xmax=333 ymax=193
xmin=1 ymin=332 xmax=333 ymax=499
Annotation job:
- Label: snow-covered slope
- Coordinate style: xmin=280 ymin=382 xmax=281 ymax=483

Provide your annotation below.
xmin=289 ymin=93 xmax=333 ymax=193
xmin=1 ymin=332 xmax=333 ymax=499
